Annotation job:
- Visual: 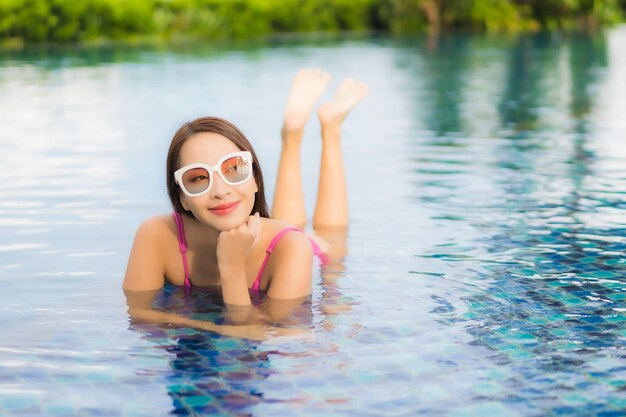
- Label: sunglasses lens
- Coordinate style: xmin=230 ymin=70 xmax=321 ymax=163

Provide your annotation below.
xmin=181 ymin=167 xmax=210 ymax=195
xmin=221 ymin=155 xmax=251 ymax=184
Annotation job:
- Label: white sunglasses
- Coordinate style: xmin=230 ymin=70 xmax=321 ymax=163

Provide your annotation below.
xmin=174 ymin=151 xmax=253 ymax=197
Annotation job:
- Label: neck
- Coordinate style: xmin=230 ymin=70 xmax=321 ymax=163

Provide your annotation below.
xmin=183 ymin=215 xmax=221 ymax=248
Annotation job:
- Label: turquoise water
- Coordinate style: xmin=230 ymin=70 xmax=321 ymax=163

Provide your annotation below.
xmin=1 ymin=29 xmax=625 ymax=416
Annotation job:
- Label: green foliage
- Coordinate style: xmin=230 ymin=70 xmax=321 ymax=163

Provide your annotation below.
xmin=155 ymin=0 xmax=376 ymax=38
xmin=371 ymin=0 xmax=535 ymax=33
xmin=0 ymin=0 xmax=624 ymax=44
xmin=0 ymin=0 xmax=155 ymax=42
xmin=468 ymin=0 xmax=536 ymax=31
xmin=524 ymin=0 xmax=623 ymax=29
xmin=371 ymin=0 xmax=622 ymax=33
xmin=373 ymin=0 xmax=430 ymax=34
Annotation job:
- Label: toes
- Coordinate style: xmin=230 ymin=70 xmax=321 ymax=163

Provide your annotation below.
xmin=295 ymin=68 xmax=331 ymax=82
xmin=338 ymin=77 xmax=353 ymax=88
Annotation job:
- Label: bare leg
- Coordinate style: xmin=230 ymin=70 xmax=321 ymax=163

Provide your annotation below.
xmin=313 ymin=78 xmax=368 ymax=228
xmin=272 ymin=69 xmax=331 ymax=227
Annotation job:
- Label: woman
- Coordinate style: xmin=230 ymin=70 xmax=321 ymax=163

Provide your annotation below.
xmin=123 ymin=69 xmax=368 ymax=331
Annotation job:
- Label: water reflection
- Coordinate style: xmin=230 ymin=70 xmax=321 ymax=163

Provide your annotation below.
xmin=125 ymin=246 xmax=353 ymax=415
xmin=128 ymin=287 xmax=272 ymax=415
xmin=2 ymin=29 xmax=626 ymax=416
xmin=408 ymin=29 xmax=626 ymax=412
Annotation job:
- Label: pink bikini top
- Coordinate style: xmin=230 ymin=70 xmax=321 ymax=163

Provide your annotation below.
xmin=172 ymin=212 xmax=325 ymax=290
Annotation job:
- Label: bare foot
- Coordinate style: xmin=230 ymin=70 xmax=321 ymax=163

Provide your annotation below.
xmin=317 ymin=78 xmax=368 ymax=128
xmin=283 ymin=69 xmax=331 ymax=137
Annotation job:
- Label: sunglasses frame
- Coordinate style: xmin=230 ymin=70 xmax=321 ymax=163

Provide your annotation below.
xmin=174 ymin=151 xmax=253 ymax=197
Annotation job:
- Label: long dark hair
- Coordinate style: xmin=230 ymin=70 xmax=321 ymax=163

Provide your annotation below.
xmin=166 ymin=117 xmax=270 ymax=218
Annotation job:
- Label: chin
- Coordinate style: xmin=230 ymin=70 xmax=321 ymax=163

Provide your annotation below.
xmin=213 ymin=220 xmax=243 ymax=232
xmin=207 ymin=211 xmax=251 ymax=231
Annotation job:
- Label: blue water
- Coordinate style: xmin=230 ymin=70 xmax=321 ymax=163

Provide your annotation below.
xmin=1 ymin=29 xmax=625 ymax=416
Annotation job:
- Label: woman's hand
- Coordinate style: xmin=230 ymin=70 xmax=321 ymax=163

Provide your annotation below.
xmin=216 ymin=213 xmax=261 ymax=307
xmin=217 ymin=212 xmax=261 ymax=273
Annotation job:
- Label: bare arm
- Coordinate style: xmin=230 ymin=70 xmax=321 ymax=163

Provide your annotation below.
xmin=124 ymin=289 xmax=302 ymax=340
xmin=267 ymin=232 xmax=313 ymax=299
xmin=258 ymin=295 xmax=311 ymax=324
xmin=123 ymin=218 xmax=167 ymax=291
xmin=216 ymin=215 xmax=261 ymax=308
xmin=252 ymin=232 xmax=314 ymax=323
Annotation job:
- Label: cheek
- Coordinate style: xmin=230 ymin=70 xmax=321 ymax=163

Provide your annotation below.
xmin=243 ymin=182 xmax=258 ymax=212
xmin=246 ymin=183 xmax=258 ymax=202
xmin=179 ymin=194 xmax=190 ymax=211
xmin=241 ymin=179 xmax=258 ymax=196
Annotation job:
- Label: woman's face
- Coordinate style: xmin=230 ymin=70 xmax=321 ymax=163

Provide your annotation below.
xmin=177 ymin=132 xmax=258 ymax=231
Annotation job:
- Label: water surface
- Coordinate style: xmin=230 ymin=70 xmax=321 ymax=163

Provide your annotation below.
xmin=1 ymin=30 xmax=625 ymax=416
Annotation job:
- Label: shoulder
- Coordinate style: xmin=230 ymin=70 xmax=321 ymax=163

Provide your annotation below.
xmin=275 ymin=229 xmax=314 ymax=254
xmin=263 ymin=223 xmax=314 ymax=299
xmin=138 ymin=214 xmax=175 ymax=232
xmin=134 ymin=214 xmax=177 ymax=242
xmin=124 ymin=214 xmax=176 ymax=291
xmin=258 ymin=217 xmax=294 ymax=233
xmin=257 ymin=218 xmax=313 ymax=253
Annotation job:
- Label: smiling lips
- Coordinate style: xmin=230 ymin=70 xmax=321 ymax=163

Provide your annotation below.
xmin=209 ymin=201 xmax=240 ymax=215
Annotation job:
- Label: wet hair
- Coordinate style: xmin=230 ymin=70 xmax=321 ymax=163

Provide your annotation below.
xmin=166 ymin=116 xmax=270 ymax=218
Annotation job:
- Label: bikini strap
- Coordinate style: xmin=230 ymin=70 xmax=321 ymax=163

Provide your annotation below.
xmin=251 ymin=227 xmax=302 ymax=291
xmin=172 ymin=212 xmax=191 ymax=288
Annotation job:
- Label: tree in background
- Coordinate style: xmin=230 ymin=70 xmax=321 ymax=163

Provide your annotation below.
xmin=374 ymin=0 xmax=623 ymax=33
xmin=1 ymin=0 xmax=624 ymax=45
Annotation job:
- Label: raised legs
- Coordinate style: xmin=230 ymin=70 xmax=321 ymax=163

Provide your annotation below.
xmin=272 ymin=69 xmax=331 ymax=227
xmin=272 ymin=70 xmax=368 ymax=231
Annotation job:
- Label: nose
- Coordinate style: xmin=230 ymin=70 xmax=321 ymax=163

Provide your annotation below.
xmin=209 ymin=171 xmax=230 ymax=199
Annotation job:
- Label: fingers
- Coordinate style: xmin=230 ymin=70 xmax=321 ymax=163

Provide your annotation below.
xmin=219 ymin=213 xmax=261 ymax=242
xmin=227 ymin=212 xmax=261 ymax=237
xmin=247 ymin=212 xmax=261 ymax=244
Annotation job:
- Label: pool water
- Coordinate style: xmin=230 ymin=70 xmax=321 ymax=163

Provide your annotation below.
xmin=1 ymin=29 xmax=625 ymax=416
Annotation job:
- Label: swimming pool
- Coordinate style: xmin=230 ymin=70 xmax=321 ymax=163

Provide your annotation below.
xmin=1 ymin=29 xmax=625 ymax=416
